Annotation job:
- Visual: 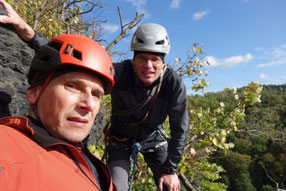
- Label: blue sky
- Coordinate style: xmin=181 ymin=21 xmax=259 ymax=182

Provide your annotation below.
xmin=98 ymin=0 xmax=286 ymax=95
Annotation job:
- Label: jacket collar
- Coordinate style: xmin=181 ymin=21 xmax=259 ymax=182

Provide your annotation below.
xmin=27 ymin=116 xmax=88 ymax=148
xmin=0 ymin=116 xmax=85 ymax=148
xmin=26 ymin=115 xmax=69 ymax=148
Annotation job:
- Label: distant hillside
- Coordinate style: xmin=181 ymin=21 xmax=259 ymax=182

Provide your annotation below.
xmin=188 ymin=84 xmax=286 ymax=145
xmin=191 ymin=84 xmax=286 ymax=190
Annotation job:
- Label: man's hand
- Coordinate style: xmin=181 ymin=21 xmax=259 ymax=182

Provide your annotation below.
xmin=158 ymin=173 xmax=181 ymax=191
xmin=0 ymin=0 xmax=34 ymax=41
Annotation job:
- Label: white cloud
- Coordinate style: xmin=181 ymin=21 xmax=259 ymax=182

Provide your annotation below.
xmin=259 ymin=75 xmax=286 ymax=85
xmin=206 ymin=53 xmax=253 ymax=67
xmin=193 ymin=10 xmax=210 ymax=21
xmin=256 ymin=45 xmax=286 ymax=67
xmin=257 ymin=58 xmax=286 ymax=68
xmin=122 ymin=0 xmax=147 ymax=7
xmin=272 ymin=46 xmax=286 ymax=59
xmin=255 ymin=47 xmax=264 ymax=51
xmin=121 ymin=0 xmax=150 ymax=18
xmin=260 ymin=73 xmax=269 ymax=80
xmin=243 ymin=0 xmax=249 ymax=3
xmin=170 ymin=0 xmax=181 ymax=9
xmin=102 ymin=23 xmax=119 ymax=34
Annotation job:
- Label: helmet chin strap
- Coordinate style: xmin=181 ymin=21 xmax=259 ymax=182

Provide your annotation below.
xmin=31 ymin=72 xmax=55 ymax=122
xmin=31 ymin=106 xmax=41 ymax=122
xmin=35 ymin=72 xmax=55 ymax=104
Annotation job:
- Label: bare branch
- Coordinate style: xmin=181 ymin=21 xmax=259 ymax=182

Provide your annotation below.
xmin=262 ymin=165 xmax=281 ymax=190
xmin=178 ymin=173 xmax=200 ymax=191
xmin=64 ymin=0 xmax=83 ymax=10
xmin=33 ymin=0 xmax=49 ymax=29
xmin=118 ymin=6 xmax=123 ymax=29
xmin=105 ymin=6 xmax=144 ymax=54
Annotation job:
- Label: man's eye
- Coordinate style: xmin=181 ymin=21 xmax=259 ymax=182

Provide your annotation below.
xmin=92 ymin=91 xmax=102 ymax=99
xmin=65 ymin=83 xmax=79 ymax=91
xmin=152 ymin=59 xmax=160 ymax=62
xmin=136 ymin=56 xmax=146 ymax=62
xmin=137 ymin=58 xmax=145 ymax=62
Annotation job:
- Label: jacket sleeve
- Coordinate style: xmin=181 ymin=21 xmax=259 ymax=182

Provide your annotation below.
xmin=26 ymin=31 xmax=49 ymax=52
xmin=162 ymin=77 xmax=189 ymax=174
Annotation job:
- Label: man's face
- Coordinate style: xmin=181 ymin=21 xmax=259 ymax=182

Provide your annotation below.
xmin=133 ymin=53 xmax=164 ymax=87
xmin=33 ymin=71 xmax=104 ymax=143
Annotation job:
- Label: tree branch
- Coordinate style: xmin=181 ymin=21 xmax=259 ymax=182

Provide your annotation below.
xmin=178 ymin=173 xmax=200 ymax=191
xmin=105 ymin=6 xmax=144 ymax=54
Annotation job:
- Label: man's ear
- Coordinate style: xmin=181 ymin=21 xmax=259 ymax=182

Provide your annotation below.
xmin=26 ymin=86 xmax=42 ymax=104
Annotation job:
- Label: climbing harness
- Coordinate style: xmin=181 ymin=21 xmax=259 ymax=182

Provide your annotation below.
xmin=129 ymin=142 xmax=141 ymax=191
xmin=128 ymin=128 xmax=169 ymax=191
xmin=101 ymin=121 xmax=130 ymax=162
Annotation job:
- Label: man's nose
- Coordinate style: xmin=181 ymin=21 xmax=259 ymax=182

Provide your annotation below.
xmin=77 ymin=92 xmax=97 ymax=112
xmin=144 ymin=59 xmax=153 ymax=68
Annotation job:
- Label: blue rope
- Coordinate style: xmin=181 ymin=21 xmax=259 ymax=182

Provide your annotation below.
xmin=128 ymin=142 xmax=142 ymax=191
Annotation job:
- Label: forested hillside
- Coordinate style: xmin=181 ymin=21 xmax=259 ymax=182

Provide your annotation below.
xmin=188 ymin=84 xmax=286 ymax=191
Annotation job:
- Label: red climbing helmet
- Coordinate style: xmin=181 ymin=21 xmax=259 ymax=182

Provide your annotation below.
xmin=28 ymin=34 xmax=114 ymax=94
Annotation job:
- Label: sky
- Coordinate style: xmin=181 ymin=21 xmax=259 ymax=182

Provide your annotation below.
xmin=97 ymin=0 xmax=286 ymax=95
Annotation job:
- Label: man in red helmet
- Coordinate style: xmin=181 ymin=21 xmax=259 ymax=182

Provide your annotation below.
xmin=0 ymin=1 xmax=189 ymax=190
xmin=0 ymin=33 xmax=116 ymax=190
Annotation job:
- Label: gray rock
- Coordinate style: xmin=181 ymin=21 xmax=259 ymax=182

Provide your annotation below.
xmin=0 ymin=5 xmax=33 ymax=117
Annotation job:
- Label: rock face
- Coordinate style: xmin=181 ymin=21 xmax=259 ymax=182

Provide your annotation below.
xmin=0 ymin=6 xmax=34 ymax=117
xmin=0 ymin=4 xmax=106 ymax=146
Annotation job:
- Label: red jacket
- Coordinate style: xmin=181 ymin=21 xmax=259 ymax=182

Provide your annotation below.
xmin=0 ymin=116 xmax=116 ymax=191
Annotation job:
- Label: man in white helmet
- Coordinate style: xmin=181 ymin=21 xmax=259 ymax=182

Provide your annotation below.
xmin=106 ymin=23 xmax=189 ymax=191
xmin=0 ymin=1 xmax=189 ymax=190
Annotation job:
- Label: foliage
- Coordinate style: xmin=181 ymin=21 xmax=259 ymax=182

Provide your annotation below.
xmin=262 ymin=185 xmax=276 ymax=191
xmin=170 ymin=43 xmax=210 ymax=93
xmin=218 ymin=151 xmax=256 ymax=191
xmin=191 ymin=84 xmax=286 ymax=191
xmin=212 ymin=134 xmax=286 ymax=191
xmin=241 ymin=84 xmax=286 ymax=145
xmin=89 ymin=143 xmax=104 ymax=159
xmin=101 ymin=95 xmax=112 ymax=120
xmin=131 ymin=153 xmax=155 ymax=191
xmin=180 ymin=82 xmax=262 ymax=190
xmin=7 ymin=0 xmax=105 ymax=39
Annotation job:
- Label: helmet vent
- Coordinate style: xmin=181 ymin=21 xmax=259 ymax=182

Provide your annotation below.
xmin=137 ymin=38 xmax=144 ymax=44
xmin=71 ymin=49 xmax=82 ymax=61
xmin=48 ymin=41 xmax=62 ymax=51
xmin=155 ymin=40 xmax=165 ymax=45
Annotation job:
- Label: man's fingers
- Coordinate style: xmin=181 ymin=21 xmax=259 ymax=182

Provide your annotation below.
xmin=0 ymin=16 xmax=9 ymax=23
xmin=0 ymin=0 xmax=11 ymax=9
xmin=158 ymin=178 xmax=163 ymax=191
xmin=0 ymin=0 xmax=17 ymax=16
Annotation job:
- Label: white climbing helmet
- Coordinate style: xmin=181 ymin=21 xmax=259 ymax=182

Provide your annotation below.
xmin=130 ymin=23 xmax=170 ymax=55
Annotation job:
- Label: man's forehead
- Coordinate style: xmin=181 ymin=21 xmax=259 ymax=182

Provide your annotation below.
xmin=136 ymin=53 xmax=162 ymax=59
xmin=134 ymin=50 xmax=165 ymax=61
xmin=56 ymin=71 xmax=102 ymax=85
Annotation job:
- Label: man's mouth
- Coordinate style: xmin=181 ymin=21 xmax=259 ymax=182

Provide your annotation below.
xmin=67 ymin=117 xmax=88 ymax=124
xmin=143 ymin=71 xmax=154 ymax=77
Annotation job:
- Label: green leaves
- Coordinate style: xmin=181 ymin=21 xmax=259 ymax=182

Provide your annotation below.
xmin=8 ymin=0 xmax=105 ymax=39
xmin=179 ymin=82 xmax=262 ymax=190
xmin=171 ymin=43 xmax=210 ymax=93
